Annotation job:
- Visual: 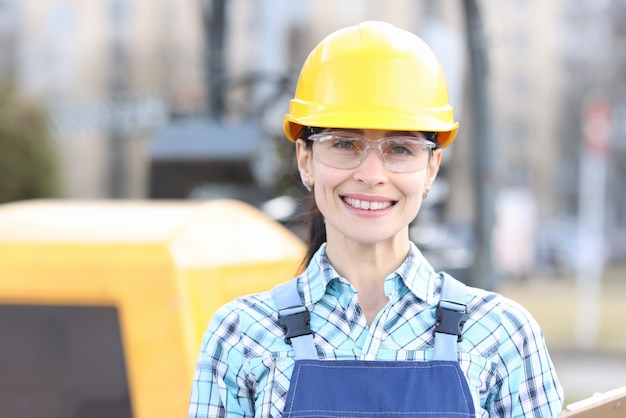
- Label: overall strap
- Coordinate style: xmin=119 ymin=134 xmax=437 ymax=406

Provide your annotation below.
xmin=270 ymin=279 xmax=317 ymax=360
xmin=433 ymin=273 xmax=468 ymax=361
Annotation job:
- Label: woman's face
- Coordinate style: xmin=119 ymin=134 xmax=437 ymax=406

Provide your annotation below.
xmin=296 ymin=128 xmax=442 ymax=246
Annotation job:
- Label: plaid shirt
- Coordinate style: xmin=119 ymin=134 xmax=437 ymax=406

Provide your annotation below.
xmin=188 ymin=242 xmax=563 ymax=417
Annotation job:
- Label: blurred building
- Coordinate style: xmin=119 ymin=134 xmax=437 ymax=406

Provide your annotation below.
xmin=482 ymin=0 xmax=626 ymax=266
xmin=2 ymin=0 xmax=206 ymax=198
xmin=484 ymin=0 xmax=563 ymax=215
xmin=0 ymin=0 xmax=18 ymax=77
xmin=558 ymin=0 xmax=626 ymax=263
xmin=482 ymin=0 xmax=564 ymax=275
xmin=0 ymin=0 xmax=625 ymax=265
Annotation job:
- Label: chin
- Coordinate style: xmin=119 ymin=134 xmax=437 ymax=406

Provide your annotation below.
xmin=341 ymin=226 xmax=405 ymax=246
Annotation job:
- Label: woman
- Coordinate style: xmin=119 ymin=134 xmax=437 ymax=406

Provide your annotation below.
xmin=188 ymin=21 xmax=563 ymax=417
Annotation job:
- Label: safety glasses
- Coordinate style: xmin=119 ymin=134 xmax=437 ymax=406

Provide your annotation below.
xmin=308 ymin=131 xmax=437 ymax=173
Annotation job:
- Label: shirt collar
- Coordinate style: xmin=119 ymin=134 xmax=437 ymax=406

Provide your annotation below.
xmin=300 ymin=241 xmax=438 ymax=306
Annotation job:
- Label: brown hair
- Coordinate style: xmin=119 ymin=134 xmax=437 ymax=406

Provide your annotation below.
xmin=294 ymin=127 xmax=326 ymax=273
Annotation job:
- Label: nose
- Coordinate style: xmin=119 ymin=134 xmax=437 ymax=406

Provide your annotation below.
xmin=353 ymin=143 xmax=389 ymax=185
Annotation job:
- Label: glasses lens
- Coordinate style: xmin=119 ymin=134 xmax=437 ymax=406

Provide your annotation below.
xmin=379 ymin=137 xmax=432 ymax=172
xmin=309 ymin=132 xmax=434 ymax=173
xmin=310 ymin=133 xmax=364 ymax=169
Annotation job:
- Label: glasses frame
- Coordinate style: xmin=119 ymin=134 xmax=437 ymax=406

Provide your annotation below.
xmin=307 ymin=131 xmax=438 ymax=173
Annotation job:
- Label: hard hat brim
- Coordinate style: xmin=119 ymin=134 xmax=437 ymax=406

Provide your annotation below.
xmin=284 ymin=111 xmax=458 ymax=148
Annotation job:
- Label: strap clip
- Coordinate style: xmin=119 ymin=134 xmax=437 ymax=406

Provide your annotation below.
xmin=277 ymin=306 xmax=313 ymax=344
xmin=434 ymin=300 xmax=467 ymax=342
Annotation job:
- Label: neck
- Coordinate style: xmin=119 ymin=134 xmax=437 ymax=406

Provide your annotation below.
xmin=325 ymin=234 xmax=410 ymax=295
xmin=325 ymin=236 xmax=410 ymax=326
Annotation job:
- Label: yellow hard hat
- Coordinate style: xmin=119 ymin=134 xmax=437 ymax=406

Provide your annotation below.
xmin=284 ymin=21 xmax=458 ymax=148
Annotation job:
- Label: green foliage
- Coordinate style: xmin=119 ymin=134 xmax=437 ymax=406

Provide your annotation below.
xmin=0 ymin=82 xmax=59 ymax=203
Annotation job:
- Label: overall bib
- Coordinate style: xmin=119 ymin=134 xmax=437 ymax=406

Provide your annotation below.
xmin=271 ymin=275 xmax=476 ymax=418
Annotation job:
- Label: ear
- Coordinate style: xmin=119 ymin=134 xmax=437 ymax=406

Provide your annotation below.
xmin=424 ymin=148 xmax=442 ymax=189
xmin=295 ymin=139 xmax=313 ymax=182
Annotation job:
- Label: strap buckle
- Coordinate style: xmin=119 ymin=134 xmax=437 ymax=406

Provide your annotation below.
xmin=277 ymin=306 xmax=313 ymax=344
xmin=434 ymin=300 xmax=467 ymax=342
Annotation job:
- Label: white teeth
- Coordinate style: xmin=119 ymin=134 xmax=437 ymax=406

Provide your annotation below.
xmin=343 ymin=197 xmax=392 ymax=210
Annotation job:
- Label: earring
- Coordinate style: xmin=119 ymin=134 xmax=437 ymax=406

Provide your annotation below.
xmin=422 ymin=188 xmax=429 ymax=200
xmin=303 ymin=179 xmax=313 ymax=192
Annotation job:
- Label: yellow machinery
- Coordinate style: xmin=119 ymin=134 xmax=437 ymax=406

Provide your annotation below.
xmin=0 ymin=199 xmax=305 ymax=418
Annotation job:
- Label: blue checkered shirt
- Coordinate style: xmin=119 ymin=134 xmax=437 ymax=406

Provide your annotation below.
xmin=188 ymin=242 xmax=563 ymax=417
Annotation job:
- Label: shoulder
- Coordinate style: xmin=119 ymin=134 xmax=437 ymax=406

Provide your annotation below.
xmin=208 ymin=289 xmax=278 ymax=333
xmin=455 ymin=278 xmax=545 ymax=357
xmin=465 ymin=281 xmax=540 ymax=330
xmin=466 ymin=284 xmax=540 ymax=331
xmin=199 ymin=285 xmax=290 ymax=356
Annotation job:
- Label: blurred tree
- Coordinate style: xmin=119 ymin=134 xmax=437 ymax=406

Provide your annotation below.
xmin=0 ymin=81 xmax=59 ymax=203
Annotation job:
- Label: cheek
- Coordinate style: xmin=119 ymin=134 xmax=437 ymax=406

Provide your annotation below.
xmin=310 ymin=166 xmax=355 ymax=220
xmin=397 ymin=173 xmax=427 ymax=197
xmin=311 ymin=163 xmax=349 ymax=190
xmin=312 ymin=168 xmax=343 ymax=207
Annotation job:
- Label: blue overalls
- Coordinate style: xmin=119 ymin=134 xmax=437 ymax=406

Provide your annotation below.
xmin=271 ymin=274 xmax=476 ymax=418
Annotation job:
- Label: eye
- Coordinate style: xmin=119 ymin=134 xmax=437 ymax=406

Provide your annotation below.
xmin=390 ymin=144 xmax=414 ymax=155
xmin=383 ymin=139 xmax=419 ymax=156
xmin=330 ymin=136 xmax=361 ymax=150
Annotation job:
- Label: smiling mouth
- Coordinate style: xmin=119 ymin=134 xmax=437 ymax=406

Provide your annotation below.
xmin=342 ymin=197 xmax=396 ymax=211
